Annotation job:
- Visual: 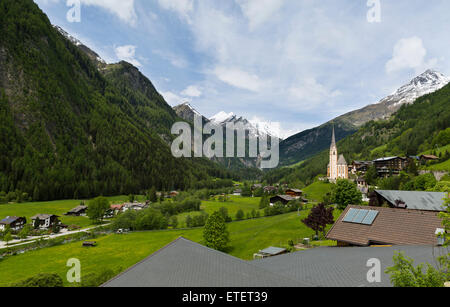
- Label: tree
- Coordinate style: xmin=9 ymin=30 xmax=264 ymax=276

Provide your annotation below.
xmin=364 ymin=165 xmax=378 ymax=186
xmin=235 ymin=209 xmax=244 ymax=221
xmin=259 ymin=195 xmax=270 ymax=209
xmin=87 ymin=196 xmax=110 ymax=223
xmin=170 ymin=216 xmax=178 ymax=229
xmin=203 ymin=212 xmax=230 ymax=252
xmin=148 ymin=187 xmax=157 ymax=203
xmin=302 ymin=203 xmax=334 ymax=237
xmin=218 ymin=207 xmax=232 ymax=223
xmin=128 ymin=194 xmax=135 ymax=203
xmin=185 ymin=215 xmax=193 ymax=228
xmin=331 ymin=179 xmax=362 ymax=210
xmin=385 ymin=252 xmax=445 ymax=287
xmin=33 ymin=217 xmax=41 ymax=230
xmin=12 ymin=273 xmax=64 ymax=287
xmin=18 ymin=225 xmax=32 ymax=239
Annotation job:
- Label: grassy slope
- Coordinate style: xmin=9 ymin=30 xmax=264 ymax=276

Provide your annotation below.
xmin=0 ymin=209 xmax=342 ymax=286
xmin=0 ymin=195 xmax=145 ymax=228
xmin=303 ymin=182 xmax=333 ymax=202
xmin=175 ymin=196 xmax=264 ymax=227
xmin=426 ymin=159 xmax=450 ymax=172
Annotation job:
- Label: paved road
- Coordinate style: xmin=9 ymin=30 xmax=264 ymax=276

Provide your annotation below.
xmin=0 ymin=225 xmax=107 ymax=250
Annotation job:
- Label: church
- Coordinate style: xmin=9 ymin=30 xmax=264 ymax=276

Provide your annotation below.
xmin=327 ymin=127 xmax=348 ymax=181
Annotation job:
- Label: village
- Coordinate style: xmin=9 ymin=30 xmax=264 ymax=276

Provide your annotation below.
xmin=0 ymin=128 xmax=448 ymax=287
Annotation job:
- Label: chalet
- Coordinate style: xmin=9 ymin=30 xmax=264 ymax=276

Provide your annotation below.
xmin=326 ymin=205 xmax=445 ymax=247
xmin=104 ymin=204 xmax=125 ymax=218
xmin=350 ymin=161 xmax=373 ymax=175
xmin=263 ymin=186 xmax=277 ymax=194
xmin=373 ymin=157 xmax=408 ymax=177
xmin=31 ymin=214 xmax=61 ymax=230
xmin=0 ymin=216 xmax=27 ymax=231
xmin=233 ymin=189 xmax=242 ymax=196
xmin=420 ymin=154 xmax=439 ymax=162
xmin=285 ymin=189 xmax=303 ymax=198
xmin=371 ymin=190 xmax=447 ymax=212
xmin=269 ymin=195 xmax=294 ymax=206
xmin=169 ymin=191 xmax=179 ymax=198
xmin=65 ymin=205 xmax=88 ymax=216
xmin=123 ymin=202 xmax=148 ymax=212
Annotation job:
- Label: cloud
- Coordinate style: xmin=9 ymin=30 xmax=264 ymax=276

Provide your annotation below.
xmin=289 ymin=78 xmax=342 ymax=105
xmin=213 ymin=67 xmax=263 ymax=92
xmin=181 ymin=85 xmax=202 ymax=97
xmin=157 ymin=0 xmax=194 ymax=22
xmin=161 ymin=91 xmax=189 ymax=106
xmin=115 ymin=45 xmax=141 ymax=67
xmin=236 ymin=0 xmax=284 ymax=30
xmin=36 ymin=0 xmax=137 ymax=25
xmin=386 ymin=37 xmax=437 ymax=74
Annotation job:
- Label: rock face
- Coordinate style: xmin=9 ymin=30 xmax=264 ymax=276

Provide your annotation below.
xmin=279 ymin=70 xmax=449 ymax=166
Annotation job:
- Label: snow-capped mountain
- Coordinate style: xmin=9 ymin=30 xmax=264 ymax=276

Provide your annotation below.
xmin=382 ymin=69 xmax=449 ymax=110
xmin=54 ymin=25 xmax=106 ymax=65
xmin=173 ymin=102 xmax=209 ymax=123
xmin=210 ymin=112 xmax=282 ymax=140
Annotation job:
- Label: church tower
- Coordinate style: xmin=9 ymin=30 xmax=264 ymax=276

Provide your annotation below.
xmin=328 ymin=126 xmax=338 ymax=180
xmin=327 ymin=126 xmax=349 ymax=181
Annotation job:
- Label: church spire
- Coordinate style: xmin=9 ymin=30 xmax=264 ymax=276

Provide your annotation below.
xmin=331 ymin=125 xmax=336 ymax=147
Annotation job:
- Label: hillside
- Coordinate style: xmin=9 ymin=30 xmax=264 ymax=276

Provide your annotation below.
xmin=265 ymin=82 xmax=450 ymax=184
xmin=279 ymin=70 xmax=449 ymax=166
xmin=0 ymin=0 xmax=233 ymax=200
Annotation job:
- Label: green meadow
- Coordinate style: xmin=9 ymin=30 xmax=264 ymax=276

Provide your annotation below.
xmin=303 ymin=181 xmax=333 ymax=202
xmin=0 ymin=208 xmax=342 ymax=287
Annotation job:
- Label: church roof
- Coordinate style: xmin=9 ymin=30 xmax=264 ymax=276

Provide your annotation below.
xmin=331 ymin=126 xmax=336 ymax=147
xmin=337 ymin=154 xmax=347 ymax=165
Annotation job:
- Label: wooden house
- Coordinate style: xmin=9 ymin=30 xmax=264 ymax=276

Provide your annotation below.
xmin=0 ymin=216 xmax=27 ymax=231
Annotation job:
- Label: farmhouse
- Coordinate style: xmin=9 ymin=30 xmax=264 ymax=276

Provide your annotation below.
xmin=326 ymin=205 xmax=445 ymax=247
xmin=0 ymin=216 xmax=27 ymax=231
xmin=263 ymin=186 xmax=277 ymax=193
xmin=420 ymin=154 xmax=439 ymax=162
xmin=31 ymin=214 xmax=60 ymax=230
xmin=102 ymin=237 xmax=446 ymax=287
xmin=285 ymin=189 xmax=303 ymax=198
xmin=65 ymin=205 xmax=88 ymax=216
xmin=123 ymin=202 xmax=148 ymax=212
xmin=233 ymin=189 xmax=242 ymax=196
xmin=269 ymin=195 xmax=294 ymax=206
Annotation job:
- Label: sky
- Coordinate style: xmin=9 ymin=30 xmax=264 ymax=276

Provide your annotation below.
xmin=34 ymin=0 xmax=450 ymax=139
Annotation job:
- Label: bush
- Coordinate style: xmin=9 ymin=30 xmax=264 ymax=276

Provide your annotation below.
xmin=12 ymin=273 xmax=64 ymax=287
xmin=236 ymin=209 xmax=244 ymax=221
xmin=203 ymin=212 xmax=230 ymax=252
xmin=81 ymin=268 xmax=119 ymax=287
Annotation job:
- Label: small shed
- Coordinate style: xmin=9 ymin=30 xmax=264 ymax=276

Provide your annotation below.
xmin=254 ymin=247 xmax=287 ymax=259
xmin=270 ymin=195 xmax=294 ymax=206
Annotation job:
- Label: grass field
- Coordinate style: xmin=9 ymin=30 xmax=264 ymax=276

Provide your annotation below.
xmin=303 ymin=181 xmax=333 ymax=202
xmin=0 ymin=208 xmax=342 ymax=286
xmin=426 ymin=159 xmax=450 ymax=172
xmin=0 ymin=195 xmax=145 ymax=228
xmin=175 ymin=196 xmax=264 ymax=227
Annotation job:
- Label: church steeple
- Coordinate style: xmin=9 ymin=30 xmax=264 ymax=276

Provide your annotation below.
xmin=331 ymin=125 xmax=336 ymax=148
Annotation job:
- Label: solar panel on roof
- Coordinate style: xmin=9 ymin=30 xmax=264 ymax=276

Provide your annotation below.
xmin=361 ymin=210 xmax=379 ymax=225
xmin=343 ymin=208 xmax=358 ymax=222
xmin=352 ymin=209 xmax=369 ymax=223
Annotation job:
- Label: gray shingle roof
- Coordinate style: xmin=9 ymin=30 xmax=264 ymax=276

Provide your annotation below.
xmin=337 ymin=154 xmax=347 ymax=165
xmin=375 ymin=190 xmax=447 ymax=212
xmin=102 ymin=237 xmax=307 ymax=287
xmin=259 ymin=247 xmax=286 ymax=256
xmin=252 ymin=245 xmax=446 ymax=287
xmin=0 ymin=216 xmax=21 ymax=225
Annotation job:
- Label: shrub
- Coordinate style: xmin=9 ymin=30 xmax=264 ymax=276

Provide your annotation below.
xmin=12 ymin=273 xmax=64 ymax=287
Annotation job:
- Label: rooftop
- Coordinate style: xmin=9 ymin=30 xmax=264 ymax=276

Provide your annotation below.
xmin=375 ymin=190 xmax=447 ymax=212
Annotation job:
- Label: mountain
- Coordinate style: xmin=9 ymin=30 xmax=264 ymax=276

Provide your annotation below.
xmin=265 ymin=81 xmax=450 ymax=185
xmin=279 ymin=69 xmax=449 ymax=166
xmin=173 ymin=102 xmax=209 ymax=124
xmin=0 ymin=0 xmax=233 ymax=200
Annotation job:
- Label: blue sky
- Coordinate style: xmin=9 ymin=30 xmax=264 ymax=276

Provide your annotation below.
xmin=34 ymin=0 xmax=450 ymax=138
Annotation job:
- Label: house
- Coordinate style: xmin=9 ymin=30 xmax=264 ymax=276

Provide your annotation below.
xmin=65 ymin=205 xmax=88 ymax=216
xmin=31 ymin=214 xmax=61 ymax=229
xmin=251 ymin=184 xmax=262 ymax=191
xmin=373 ymin=157 xmax=408 ymax=177
xmin=371 ymin=190 xmax=447 ymax=212
xmin=123 ymin=202 xmax=148 ymax=212
xmin=233 ymin=189 xmax=242 ymax=196
xmin=420 ymin=154 xmax=439 ymax=162
xmin=263 ymin=186 xmax=277 ymax=194
xmin=101 ymin=236 xmax=446 ymax=287
xmin=169 ymin=191 xmax=179 ymax=198
xmin=285 ymin=189 xmax=303 ymax=198
xmin=0 ymin=216 xmax=27 ymax=231
xmin=102 ymin=237 xmax=305 ymax=287
xmin=104 ymin=204 xmax=125 ymax=218
xmin=269 ymin=195 xmax=294 ymax=206
xmin=351 ymin=161 xmax=373 ymax=175
xmin=326 ymin=205 xmax=445 ymax=247
xmin=253 ymin=247 xmax=287 ymax=259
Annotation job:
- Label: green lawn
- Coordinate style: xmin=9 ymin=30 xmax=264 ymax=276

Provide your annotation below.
xmin=0 ymin=195 xmax=144 ymax=228
xmin=0 ymin=208 xmax=342 ymax=286
xmin=303 ymin=181 xmax=333 ymax=202
xmin=175 ymin=196 xmax=264 ymax=227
